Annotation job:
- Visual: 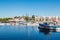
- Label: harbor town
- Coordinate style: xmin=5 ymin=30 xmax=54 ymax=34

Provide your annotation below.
xmin=0 ymin=15 xmax=60 ymax=26
xmin=0 ymin=0 xmax=60 ymax=40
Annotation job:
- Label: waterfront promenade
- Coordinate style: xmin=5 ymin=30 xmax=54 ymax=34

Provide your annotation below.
xmin=0 ymin=16 xmax=60 ymax=26
xmin=0 ymin=22 xmax=39 ymax=26
xmin=0 ymin=22 xmax=60 ymax=27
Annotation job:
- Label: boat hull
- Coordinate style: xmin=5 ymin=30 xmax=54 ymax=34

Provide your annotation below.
xmin=38 ymin=27 xmax=56 ymax=30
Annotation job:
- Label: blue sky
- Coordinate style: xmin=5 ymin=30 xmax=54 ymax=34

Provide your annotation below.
xmin=0 ymin=0 xmax=60 ymax=17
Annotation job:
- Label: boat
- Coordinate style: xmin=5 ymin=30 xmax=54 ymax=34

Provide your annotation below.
xmin=38 ymin=22 xmax=56 ymax=30
xmin=19 ymin=21 xmax=27 ymax=25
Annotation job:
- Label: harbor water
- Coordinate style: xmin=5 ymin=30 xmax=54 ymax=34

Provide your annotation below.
xmin=0 ymin=25 xmax=60 ymax=40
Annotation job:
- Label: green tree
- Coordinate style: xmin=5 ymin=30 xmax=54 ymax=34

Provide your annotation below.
xmin=25 ymin=16 xmax=30 ymax=22
xmin=0 ymin=18 xmax=12 ymax=23
xmin=32 ymin=15 xmax=35 ymax=21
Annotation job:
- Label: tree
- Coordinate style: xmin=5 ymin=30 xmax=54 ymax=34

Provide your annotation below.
xmin=0 ymin=18 xmax=12 ymax=23
xmin=32 ymin=15 xmax=35 ymax=21
xmin=25 ymin=16 xmax=30 ymax=22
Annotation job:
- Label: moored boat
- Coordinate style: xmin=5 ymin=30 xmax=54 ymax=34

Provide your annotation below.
xmin=38 ymin=22 xmax=56 ymax=30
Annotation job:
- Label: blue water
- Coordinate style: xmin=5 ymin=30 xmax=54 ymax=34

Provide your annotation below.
xmin=0 ymin=25 xmax=60 ymax=40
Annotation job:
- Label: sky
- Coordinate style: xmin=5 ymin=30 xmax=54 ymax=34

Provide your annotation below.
xmin=0 ymin=0 xmax=60 ymax=17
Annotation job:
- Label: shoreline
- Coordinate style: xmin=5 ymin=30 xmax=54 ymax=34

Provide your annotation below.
xmin=0 ymin=22 xmax=60 ymax=27
xmin=0 ymin=23 xmax=39 ymax=26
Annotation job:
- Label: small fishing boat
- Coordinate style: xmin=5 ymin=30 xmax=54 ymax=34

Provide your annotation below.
xmin=38 ymin=22 xmax=56 ymax=30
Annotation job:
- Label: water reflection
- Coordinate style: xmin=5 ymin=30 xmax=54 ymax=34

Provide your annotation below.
xmin=0 ymin=25 xmax=60 ymax=40
xmin=38 ymin=28 xmax=56 ymax=35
